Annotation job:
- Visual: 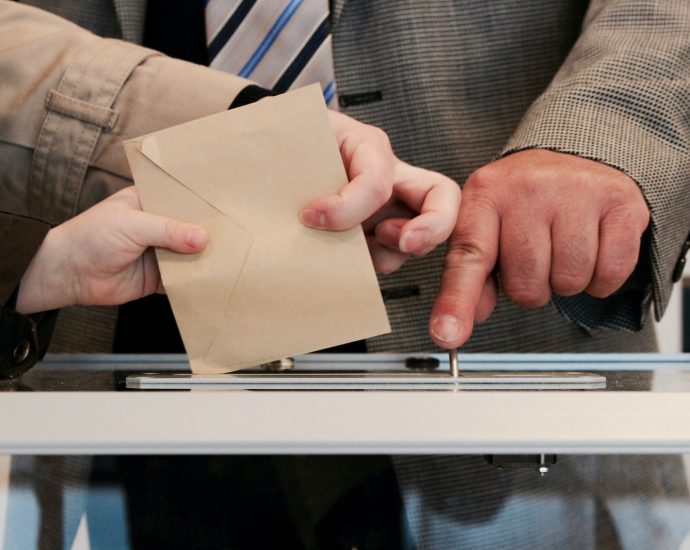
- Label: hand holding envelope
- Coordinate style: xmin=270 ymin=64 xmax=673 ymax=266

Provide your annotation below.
xmin=303 ymin=110 xmax=461 ymax=275
xmin=125 ymin=85 xmax=391 ymax=372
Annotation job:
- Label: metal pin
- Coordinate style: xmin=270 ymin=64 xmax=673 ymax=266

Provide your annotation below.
xmin=538 ymin=453 xmax=549 ymax=476
xmin=449 ymin=348 xmax=459 ymax=378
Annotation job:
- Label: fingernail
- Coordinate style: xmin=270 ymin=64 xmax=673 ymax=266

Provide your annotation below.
xmin=399 ymin=229 xmax=426 ymax=253
xmin=186 ymin=228 xmax=207 ymax=249
xmin=431 ymin=315 xmax=460 ymax=343
xmin=300 ymin=209 xmax=326 ymax=228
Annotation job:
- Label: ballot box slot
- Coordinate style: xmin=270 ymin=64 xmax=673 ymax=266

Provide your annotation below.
xmin=126 ymin=371 xmax=606 ymax=391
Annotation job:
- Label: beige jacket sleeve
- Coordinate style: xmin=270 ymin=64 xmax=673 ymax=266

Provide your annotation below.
xmin=0 ymin=1 xmax=251 ymax=224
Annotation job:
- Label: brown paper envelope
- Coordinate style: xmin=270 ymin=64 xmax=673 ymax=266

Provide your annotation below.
xmin=124 ymin=85 xmax=390 ymax=372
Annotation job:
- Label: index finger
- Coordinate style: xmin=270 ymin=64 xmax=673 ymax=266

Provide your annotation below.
xmin=391 ymin=163 xmax=461 ymax=254
xmin=429 ymin=198 xmax=500 ymax=348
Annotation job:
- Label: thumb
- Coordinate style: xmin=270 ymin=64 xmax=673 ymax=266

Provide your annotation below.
xmin=132 ymin=212 xmax=209 ymax=254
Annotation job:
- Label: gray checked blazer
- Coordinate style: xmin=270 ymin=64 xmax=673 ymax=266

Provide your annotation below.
xmin=5 ymin=3 xmax=690 ymax=548
xmin=16 ymin=0 xmax=690 ymax=355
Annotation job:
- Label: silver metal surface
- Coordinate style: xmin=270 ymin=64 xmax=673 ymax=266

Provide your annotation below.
xmin=35 ymin=352 xmax=690 ymax=372
xmin=125 ymin=371 xmax=606 ymax=390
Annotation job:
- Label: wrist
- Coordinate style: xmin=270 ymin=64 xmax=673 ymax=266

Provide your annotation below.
xmin=16 ymin=226 xmax=76 ymax=314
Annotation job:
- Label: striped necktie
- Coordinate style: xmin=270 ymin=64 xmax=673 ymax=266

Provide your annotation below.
xmin=205 ymin=0 xmax=337 ymax=107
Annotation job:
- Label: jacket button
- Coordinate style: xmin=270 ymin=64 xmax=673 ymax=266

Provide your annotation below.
xmin=12 ymin=340 xmax=31 ymax=364
xmin=672 ymin=235 xmax=690 ymax=283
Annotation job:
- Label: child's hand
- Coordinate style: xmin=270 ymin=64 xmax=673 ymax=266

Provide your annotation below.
xmin=16 ymin=187 xmax=208 ymax=314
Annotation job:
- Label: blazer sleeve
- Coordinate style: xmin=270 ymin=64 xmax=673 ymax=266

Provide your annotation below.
xmin=0 ymin=212 xmax=56 ymax=378
xmin=502 ymin=0 xmax=690 ymax=331
xmin=0 ymin=1 xmax=252 ymax=224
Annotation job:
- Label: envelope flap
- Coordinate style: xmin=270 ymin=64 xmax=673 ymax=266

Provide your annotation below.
xmin=138 ymin=85 xmax=347 ymax=233
xmin=124 ymin=142 xmax=254 ymax=365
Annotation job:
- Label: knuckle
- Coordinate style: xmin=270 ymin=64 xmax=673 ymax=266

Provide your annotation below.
xmin=597 ymin=237 xmax=639 ymax=289
xmin=550 ymin=244 xmax=594 ymax=295
xmin=369 ymin=179 xmax=393 ymax=205
xmin=501 ymin=251 xmax=549 ymax=307
xmin=605 ymin=198 xmax=650 ymax=233
xmin=462 ymin=173 xmax=503 ymax=213
xmin=602 ymin=261 xmax=633 ymax=283
xmin=445 ymin=239 xmax=489 ymax=273
xmin=550 ymin=271 xmax=589 ymax=296
xmin=464 ymin=165 xmax=499 ymax=194
xmin=593 ymin=263 xmax=632 ymax=294
xmin=369 ymin=125 xmax=391 ymax=148
xmin=503 ymin=281 xmax=550 ymax=308
xmin=355 ymin=123 xmax=392 ymax=154
xmin=635 ymin=204 xmax=651 ymax=231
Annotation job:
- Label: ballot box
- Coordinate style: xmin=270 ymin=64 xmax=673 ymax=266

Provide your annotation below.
xmin=1 ymin=354 xmax=690 ymax=549
xmin=0 ymin=353 xmax=687 ymax=454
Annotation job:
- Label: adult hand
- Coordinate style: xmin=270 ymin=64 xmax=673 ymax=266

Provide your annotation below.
xmin=16 ymin=187 xmax=208 ymax=314
xmin=300 ymin=110 xmax=461 ymax=273
xmin=429 ymin=149 xmax=650 ymax=348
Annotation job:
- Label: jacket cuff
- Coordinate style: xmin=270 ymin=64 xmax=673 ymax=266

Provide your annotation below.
xmin=0 ymin=307 xmax=58 ymax=379
xmin=0 ymin=212 xmax=52 ymax=302
xmin=229 ymin=85 xmax=276 ymax=109
xmin=503 ymin=93 xmax=690 ymax=329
